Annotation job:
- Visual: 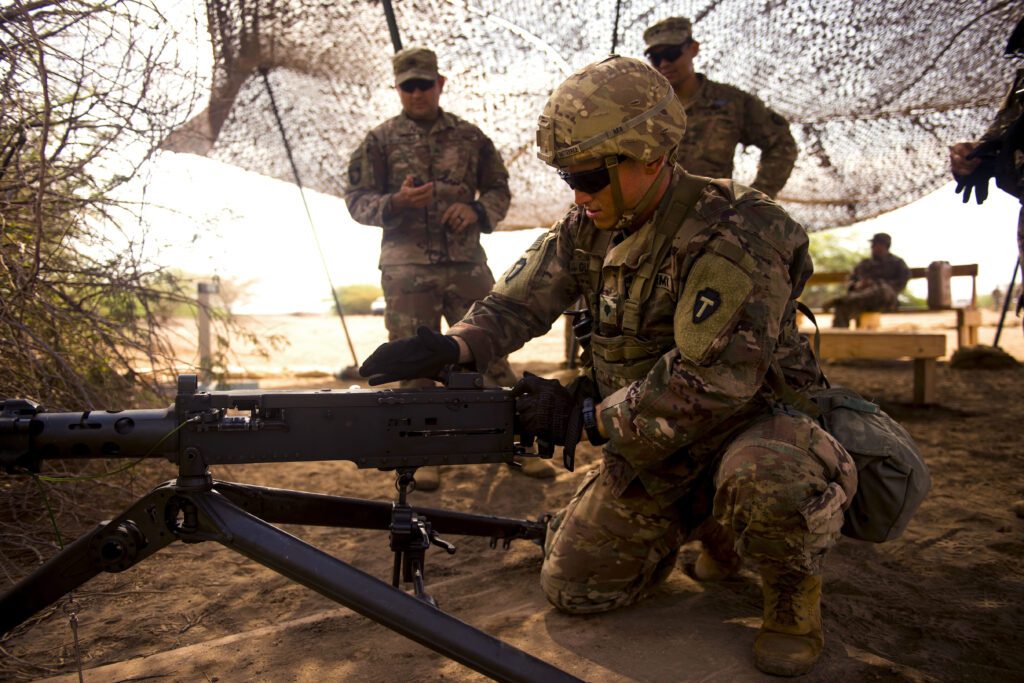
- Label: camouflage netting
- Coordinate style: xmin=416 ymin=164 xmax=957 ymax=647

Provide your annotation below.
xmin=161 ymin=0 xmax=1021 ymax=230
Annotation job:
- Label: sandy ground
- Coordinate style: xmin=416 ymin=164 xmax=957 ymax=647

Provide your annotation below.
xmin=2 ymin=312 xmax=1023 ymax=681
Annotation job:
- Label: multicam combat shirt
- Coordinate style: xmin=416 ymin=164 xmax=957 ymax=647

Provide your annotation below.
xmin=678 ymin=75 xmax=798 ymax=199
xmin=450 ymin=169 xmax=823 ymax=505
xmin=345 ymin=109 xmax=511 ymax=267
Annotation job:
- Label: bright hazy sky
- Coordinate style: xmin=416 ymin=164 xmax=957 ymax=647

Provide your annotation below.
xmin=138 ymin=151 xmax=1021 ymax=315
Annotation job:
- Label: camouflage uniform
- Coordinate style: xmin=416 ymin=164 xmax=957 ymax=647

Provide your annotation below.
xmin=831 ymin=253 xmax=911 ymax=328
xmin=677 ymin=75 xmax=798 ymax=198
xmin=345 ymin=91 xmax=515 ymax=384
xmin=643 ymin=16 xmax=798 ymax=198
xmin=450 ymin=168 xmax=857 ymax=611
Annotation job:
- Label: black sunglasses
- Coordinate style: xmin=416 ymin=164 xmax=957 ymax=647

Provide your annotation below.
xmin=646 ymin=43 xmax=686 ymax=67
xmin=557 ymin=156 xmax=627 ymax=194
xmin=399 ymin=78 xmax=436 ymax=93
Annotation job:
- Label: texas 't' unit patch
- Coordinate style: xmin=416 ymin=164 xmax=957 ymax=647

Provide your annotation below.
xmin=675 ymin=253 xmax=753 ymax=363
xmin=692 ymin=288 xmax=721 ymax=323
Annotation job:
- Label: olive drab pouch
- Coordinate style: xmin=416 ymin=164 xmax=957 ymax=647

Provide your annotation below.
xmin=767 ymin=305 xmax=931 ymax=543
xmin=811 ymin=387 xmax=931 ymax=543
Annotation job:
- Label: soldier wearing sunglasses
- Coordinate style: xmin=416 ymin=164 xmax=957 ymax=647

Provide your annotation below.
xmin=361 ymin=56 xmax=854 ymax=677
xmin=345 ymin=47 xmax=554 ymax=489
xmin=643 ymin=16 xmax=798 ymax=199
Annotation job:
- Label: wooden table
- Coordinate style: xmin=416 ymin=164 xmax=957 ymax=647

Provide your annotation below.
xmin=815 ymin=330 xmax=947 ymax=404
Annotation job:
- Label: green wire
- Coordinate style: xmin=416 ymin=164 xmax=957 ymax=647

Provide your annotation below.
xmin=31 ymin=475 xmax=65 ymax=550
xmin=35 ymin=417 xmax=195 ymax=483
xmin=29 ymin=416 xmax=198 ymax=546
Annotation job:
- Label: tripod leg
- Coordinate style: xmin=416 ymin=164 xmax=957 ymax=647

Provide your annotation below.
xmin=0 ymin=484 xmax=179 ymax=634
xmin=188 ymin=490 xmax=580 ymax=683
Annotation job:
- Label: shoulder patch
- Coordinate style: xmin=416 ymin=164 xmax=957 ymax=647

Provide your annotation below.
xmin=504 ymin=257 xmax=527 ymax=283
xmin=692 ymin=288 xmax=721 ymax=323
xmin=675 ymin=253 xmax=753 ymax=363
xmin=493 ymin=231 xmax=558 ymax=303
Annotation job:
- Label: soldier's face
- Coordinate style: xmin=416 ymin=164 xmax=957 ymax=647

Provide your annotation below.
xmin=650 ymin=41 xmax=699 ymax=89
xmin=398 ymin=76 xmax=445 ymax=121
xmin=567 ymin=157 xmax=663 ymax=230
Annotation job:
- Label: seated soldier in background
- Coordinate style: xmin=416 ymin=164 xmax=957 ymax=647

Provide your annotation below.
xmin=829 ymin=233 xmax=910 ymax=328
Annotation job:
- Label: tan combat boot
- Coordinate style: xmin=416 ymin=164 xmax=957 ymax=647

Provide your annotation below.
xmin=512 ymin=456 xmax=557 ymax=479
xmin=754 ymin=568 xmax=824 ymax=677
xmin=414 ymin=466 xmax=441 ymax=491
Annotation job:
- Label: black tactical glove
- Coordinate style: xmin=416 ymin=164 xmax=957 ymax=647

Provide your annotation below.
xmin=954 ymin=141 xmax=999 ymax=205
xmin=512 ymin=372 xmax=583 ymax=470
xmin=359 ymin=326 xmax=460 ymax=386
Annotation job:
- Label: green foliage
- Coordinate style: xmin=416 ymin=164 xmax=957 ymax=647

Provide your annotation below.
xmin=808 ymin=231 xmax=864 ymax=272
xmin=802 ymin=232 xmax=867 ymax=308
xmin=0 ymin=2 xmax=220 ymax=409
xmin=334 ymin=284 xmax=383 ymax=314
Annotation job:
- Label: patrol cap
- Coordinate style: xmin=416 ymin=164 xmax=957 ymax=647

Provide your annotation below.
xmin=643 ymin=16 xmax=693 ymax=51
xmin=870 ymin=233 xmax=892 ymax=247
xmin=392 ymin=47 xmax=439 ymax=85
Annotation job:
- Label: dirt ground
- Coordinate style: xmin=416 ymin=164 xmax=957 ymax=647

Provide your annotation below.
xmin=2 ymin=313 xmax=1023 ymax=682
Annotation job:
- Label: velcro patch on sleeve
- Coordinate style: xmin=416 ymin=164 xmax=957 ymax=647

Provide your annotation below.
xmin=675 ymin=253 xmax=753 ymax=363
xmin=493 ymin=231 xmax=556 ymax=302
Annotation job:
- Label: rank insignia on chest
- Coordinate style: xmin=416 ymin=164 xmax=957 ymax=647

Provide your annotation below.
xmin=692 ymin=288 xmax=721 ymax=324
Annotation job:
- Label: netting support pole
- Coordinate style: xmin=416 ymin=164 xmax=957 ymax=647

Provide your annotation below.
xmin=382 ymin=0 xmax=403 ymax=52
xmin=994 ymin=257 xmax=1019 ymax=348
xmin=610 ymin=0 xmax=622 ymax=53
xmin=258 ymin=67 xmax=360 ymax=370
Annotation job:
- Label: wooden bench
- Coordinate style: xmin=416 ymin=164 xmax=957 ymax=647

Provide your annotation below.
xmin=815 ymin=330 xmax=946 ymax=404
xmin=804 ymin=264 xmax=980 ymax=348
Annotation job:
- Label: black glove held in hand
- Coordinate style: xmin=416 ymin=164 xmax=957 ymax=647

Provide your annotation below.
xmin=512 ymin=372 xmax=582 ymax=470
xmin=359 ymin=326 xmax=459 ymax=386
xmin=954 ymin=142 xmax=999 ymax=205
xmin=954 ymin=167 xmax=993 ymax=205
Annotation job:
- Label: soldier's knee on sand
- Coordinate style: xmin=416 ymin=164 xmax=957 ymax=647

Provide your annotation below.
xmin=539 ymin=467 xmax=683 ymax=614
xmin=713 ymin=415 xmax=851 ymax=572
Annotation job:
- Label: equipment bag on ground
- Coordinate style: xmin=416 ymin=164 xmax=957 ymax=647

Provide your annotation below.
xmin=811 ymin=386 xmax=931 ymax=543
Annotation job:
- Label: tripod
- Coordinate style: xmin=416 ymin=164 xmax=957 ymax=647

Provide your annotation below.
xmin=0 ymin=463 xmax=579 ymax=683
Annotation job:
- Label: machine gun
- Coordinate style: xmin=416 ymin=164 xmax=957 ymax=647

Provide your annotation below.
xmin=0 ymin=373 xmax=580 ymax=683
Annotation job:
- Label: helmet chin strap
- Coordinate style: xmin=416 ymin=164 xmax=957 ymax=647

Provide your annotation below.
xmin=607 ymin=156 xmax=670 ymax=232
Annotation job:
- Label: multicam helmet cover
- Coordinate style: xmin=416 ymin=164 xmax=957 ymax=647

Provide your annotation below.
xmin=536 ymin=56 xmax=686 ymax=169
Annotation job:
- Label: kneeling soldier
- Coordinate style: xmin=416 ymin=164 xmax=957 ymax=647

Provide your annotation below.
xmin=360 ymin=56 xmax=857 ymax=677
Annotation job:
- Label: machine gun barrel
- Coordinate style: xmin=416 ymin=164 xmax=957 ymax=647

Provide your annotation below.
xmin=1 ymin=373 xmax=521 ymax=474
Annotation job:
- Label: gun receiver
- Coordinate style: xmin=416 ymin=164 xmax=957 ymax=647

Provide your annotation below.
xmin=0 ymin=374 xmax=579 ymax=683
xmin=1 ymin=372 xmax=523 ymax=475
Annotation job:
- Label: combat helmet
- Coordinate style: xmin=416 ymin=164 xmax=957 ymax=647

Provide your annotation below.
xmin=536 ymin=56 xmax=686 ymax=229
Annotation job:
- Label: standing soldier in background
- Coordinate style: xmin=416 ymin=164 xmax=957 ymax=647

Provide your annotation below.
xmin=643 ymin=16 xmax=798 ymax=198
xmin=828 ymin=233 xmax=911 ymax=328
xmin=950 ymin=17 xmax=1024 ymax=327
xmin=345 ymin=47 xmax=555 ymax=488
xmin=360 ymin=56 xmax=856 ymax=678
